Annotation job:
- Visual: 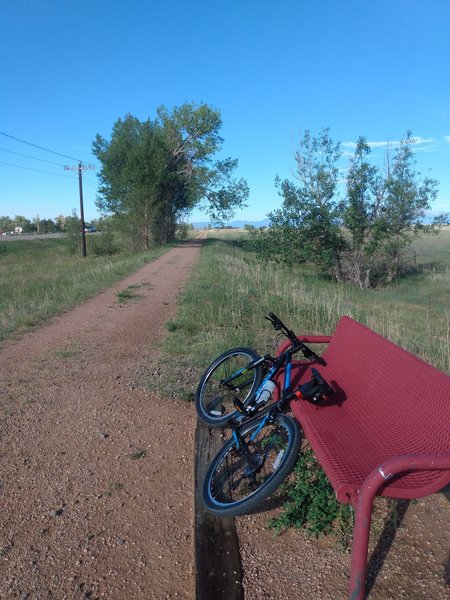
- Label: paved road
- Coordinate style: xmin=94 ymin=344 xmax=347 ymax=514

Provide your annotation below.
xmin=1 ymin=233 xmax=65 ymax=241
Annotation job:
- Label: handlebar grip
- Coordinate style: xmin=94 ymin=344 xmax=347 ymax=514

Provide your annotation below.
xmin=266 ymin=312 xmax=299 ymax=342
xmin=311 ymin=368 xmax=326 ymax=385
xmin=266 ymin=312 xmax=283 ymax=330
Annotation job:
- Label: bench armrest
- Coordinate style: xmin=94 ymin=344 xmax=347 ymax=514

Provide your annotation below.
xmin=361 ymin=453 xmax=450 ymax=500
xmin=297 ymin=335 xmax=332 ymax=344
xmin=276 ymin=334 xmax=332 ymax=356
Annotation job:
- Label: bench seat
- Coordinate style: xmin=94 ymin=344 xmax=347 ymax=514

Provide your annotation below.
xmin=285 ymin=316 xmax=450 ymax=504
xmin=275 ymin=316 xmax=450 ymax=599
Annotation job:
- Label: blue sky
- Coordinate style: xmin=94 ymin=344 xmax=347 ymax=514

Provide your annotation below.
xmin=1 ymin=0 xmax=449 ymax=224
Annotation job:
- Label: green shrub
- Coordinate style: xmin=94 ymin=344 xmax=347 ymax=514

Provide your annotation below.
xmin=269 ymin=446 xmax=353 ymax=540
xmin=88 ymin=230 xmax=122 ymax=255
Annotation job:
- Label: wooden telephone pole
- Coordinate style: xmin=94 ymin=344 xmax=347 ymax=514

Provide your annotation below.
xmin=64 ymin=162 xmax=95 ymax=256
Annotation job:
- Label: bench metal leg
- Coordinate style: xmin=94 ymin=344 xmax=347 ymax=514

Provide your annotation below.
xmin=348 ymin=478 xmax=377 ymax=600
xmin=348 ymin=454 xmax=450 ymax=600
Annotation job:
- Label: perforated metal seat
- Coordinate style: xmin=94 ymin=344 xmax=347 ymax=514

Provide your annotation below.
xmin=276 ymin=316 xmax=450 ymax=600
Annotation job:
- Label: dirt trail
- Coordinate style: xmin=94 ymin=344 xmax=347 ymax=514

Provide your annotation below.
xmin=0 ymin=241 xmax=202 ymax=600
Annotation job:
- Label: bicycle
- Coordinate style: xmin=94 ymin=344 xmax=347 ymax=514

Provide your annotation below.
xmin=196 ymin=312 xmax=333 ymax=517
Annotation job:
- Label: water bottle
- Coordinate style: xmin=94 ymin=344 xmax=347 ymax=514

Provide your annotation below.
xmin=255 ymin=379 xmax=276 ymax=405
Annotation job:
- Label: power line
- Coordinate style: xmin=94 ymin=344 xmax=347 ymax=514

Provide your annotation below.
xmin=82 ymin=179 xmax=98 ymax=189
xmin=0 ymin=131 xmax=83 ymax=162
xmin=0 ymin=146 xmax=65 ymax=167
xmin=0 ymin=160 xmax=78 ymax=179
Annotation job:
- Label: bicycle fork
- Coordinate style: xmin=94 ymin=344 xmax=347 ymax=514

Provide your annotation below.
xmin=231 ymin=414 xmax=275 ymax=478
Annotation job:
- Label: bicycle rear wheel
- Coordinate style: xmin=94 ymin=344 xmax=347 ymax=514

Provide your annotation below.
xmin=196 ymin=348 xmax=264 ymax=426
xmin=202 ymin=414 xmax=301 ymax=517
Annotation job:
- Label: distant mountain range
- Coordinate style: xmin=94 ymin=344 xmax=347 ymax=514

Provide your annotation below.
xmin=192 ymin=211 xmax=449 ymax=229
xmin=193 ymin=218 xmax=270 ymax=229
xmin=192 ymin=210 xmax=449 ymax=229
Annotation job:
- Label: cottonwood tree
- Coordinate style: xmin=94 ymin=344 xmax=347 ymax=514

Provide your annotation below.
xmin=93 ymin=103 xmax=249 ymax=249
xmin=0 ymin=216 xmax=14 ymax=232
xmin=345 ymin=133 xmax=439 ymax=285
xmin=343 ymin=137 xmax=383 ymax=287
xmin=375 ymin=133 xmax=439 ymax=281
xmin=248 ymin=129 xmax=347 ymax=279
xmin=249 ymin=129 xmax=441 ymax=287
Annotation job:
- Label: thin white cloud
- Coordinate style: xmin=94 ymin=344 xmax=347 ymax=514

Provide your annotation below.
xmin=444 ymin=135 xmax=450 ymax=142
xmin=413 ymin=136 xmax=436 ymax=144
xmin=342 ymin=140 xmax=401 ymax=150
xmin=343 ymin=137 xmax=437 ymax=153
xmin=369 ymin=140 xmax=400 ymax=148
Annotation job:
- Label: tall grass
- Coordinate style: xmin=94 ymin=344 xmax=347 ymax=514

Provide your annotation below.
xmin=164 ymin=229 xmax=450 ymax=378
xmin=161 ymin=228 xmax=449 ymax=537
xmin=0 ymin=237 xmax=171 ymax=341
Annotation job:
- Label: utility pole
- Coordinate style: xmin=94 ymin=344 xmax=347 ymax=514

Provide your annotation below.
xmin=64 ymin=162 xmax=95 ymax=256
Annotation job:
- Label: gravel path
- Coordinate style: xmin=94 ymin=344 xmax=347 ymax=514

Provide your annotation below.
xmin=0 ymin=241 xmax=201 ymax=599
xmin=1 ymin=237 xmax=449 ymax=600
xmin=236 ymin=491 xmax=450 ymax=599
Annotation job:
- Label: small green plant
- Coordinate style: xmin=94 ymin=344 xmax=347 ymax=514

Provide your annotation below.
xmin=130 ymin=449 xmax=147 ymax=460
xmin=165 ymin=320 xmax=178 ymax=332
xmin=106 ymin=481 xmax=124 ymax=496
xmin=116 ymin=285 xmax=141 ymax=304
xmin=52 ymin=342 xmax=78 ymax=360
xmin=115 ymin=282 xmax=153 ymax=304
xmin=261 ymin=434 xmax=285 ymax=451
xmin=269 ymin=446 xmax=353 ymax=539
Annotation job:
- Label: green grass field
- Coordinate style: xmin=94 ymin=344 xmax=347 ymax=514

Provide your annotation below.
xmin=0 ymin=236 xmax=171 ymax=341
xmin=163 ymin=227 xmax=450 ymax=377
xmin=160 ymin=226 xmax=450 ymax=536
xmin=2 ymin=229 xmax=448 ymax=373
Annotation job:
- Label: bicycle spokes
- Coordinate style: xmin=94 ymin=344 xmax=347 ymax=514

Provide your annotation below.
xmin=209 ymin=421 xmax=291 ymax=505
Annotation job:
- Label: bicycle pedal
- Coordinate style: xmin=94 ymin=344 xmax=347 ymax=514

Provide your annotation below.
xmin=233 ymin=398 xmax=246 ymax=413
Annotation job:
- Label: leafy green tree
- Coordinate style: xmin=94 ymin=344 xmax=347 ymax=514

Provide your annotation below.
xmin=93 ymin=103 xmax=248 ymax=249
xmin=39 ymin=219 xmax=56 ymax=233
xmin=249 ymin=129 xmax=347 ymax=279
xmin=63 ymin=211 xmax=82 ymax=254
xmin=13 ymin=215 xmax=34 ymax=233
xmin=249 ymin=130 xmax=441 ymax=286
xmin=0 ymin=216 xmax=13 ymax=233
xmin=344 ymin=133 xmax=439 ymax=285
xmin=343 ymin=137 xmax=383 ymax=287
xmin=374 ymin=133 xmax=439 ymax=281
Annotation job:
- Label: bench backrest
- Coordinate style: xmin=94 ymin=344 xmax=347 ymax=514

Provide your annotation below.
xmin=290 ymin=316 xmax=450 ymax=502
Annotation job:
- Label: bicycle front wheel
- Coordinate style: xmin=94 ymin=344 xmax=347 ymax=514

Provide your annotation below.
xmin=202 ymin=414 xmax=301 ymax=517
xmin=196 ymin=348 xmax=264 ymax=426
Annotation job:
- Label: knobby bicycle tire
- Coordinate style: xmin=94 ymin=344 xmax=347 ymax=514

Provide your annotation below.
xmin=202 ymin=414 xmax=301 ymax=517
xmin=195 ymin=348 xmax=264 ymax=426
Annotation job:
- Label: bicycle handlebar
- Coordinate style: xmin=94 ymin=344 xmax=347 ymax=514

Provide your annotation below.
xmin=265 ymin=312 xmax=297 ymax=342
xmin=265 ymin=312 xmax=327 ymax=365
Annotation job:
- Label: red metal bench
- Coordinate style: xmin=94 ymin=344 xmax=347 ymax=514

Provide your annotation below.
xmin=276 ymin=316 xmax=450 ymax=600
